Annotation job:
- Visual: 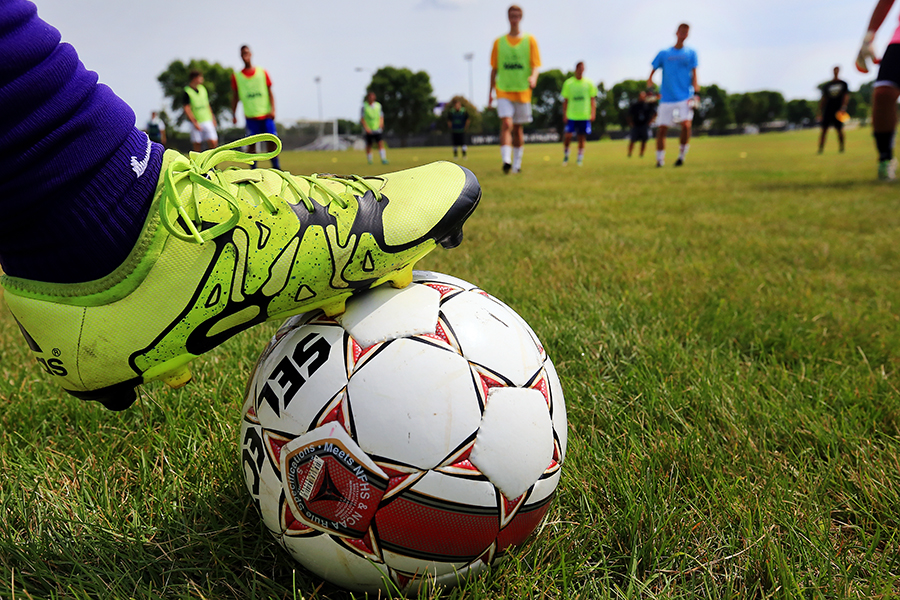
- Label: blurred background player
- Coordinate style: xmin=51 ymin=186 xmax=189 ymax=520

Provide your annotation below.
xmin=857 ymin=0 xmax=900 ymax=180
xmin=145 ymin=111 xmax=166 ymax=147
xmin=447 ymin=99 xmax=470 ymax=159
xmin=231 ymin=45 xmax=279 ymax=169
xmin=489 ymin=4 xmax=541 ymax=174
xmin=648 ymin=23 xmax=699 ymax=167
xmin=361 ymin=91 xmax=388 ymax=165
xmin=560 ymin=62 xmax=597 ymax=166
xmin=627 ymin=90 xmax=657 ymax=158
xmin=183 ymin=69 xmax=218 ymax=152
xmin=817 ymin=66 xmax=849 ymax=154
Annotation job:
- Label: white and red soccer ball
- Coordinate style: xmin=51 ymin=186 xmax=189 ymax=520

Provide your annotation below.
xmin=240 ymin=271 xmax=567 ymax=594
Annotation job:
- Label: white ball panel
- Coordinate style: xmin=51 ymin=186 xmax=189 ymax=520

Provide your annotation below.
xmin=282 ymin=534 xmax=390 ymax=592
xmin=239 ymin=421 xmax=285 ymax=536
xmin=410 ymin=470 xmax=498 ymax=508
xmin=349 ymin=340 xmax=482 ymax=469
xmin=440 ymin=292 xmax=542 ymax=386
xmin=382 ymin=549 xmax=470 ymax=579
xmin=544 ymin=359 xmax=568 ymax=461
xmin=526 ymin=469 xmax=561 ymax=506
xmin=470 ymin=388 xmax=554 ymax=500
xmin=252 ymin=324 xmax=347 ymax=434
xmin=338 ymin=283 xmax=440 ymax=347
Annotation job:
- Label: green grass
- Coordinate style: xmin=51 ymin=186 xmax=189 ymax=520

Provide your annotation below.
xmin=2 ymin=128 xmax=899 ymax=599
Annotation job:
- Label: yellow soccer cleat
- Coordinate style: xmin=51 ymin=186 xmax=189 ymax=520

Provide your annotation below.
xmin=2 ymin=134 xmax=481 ymax=410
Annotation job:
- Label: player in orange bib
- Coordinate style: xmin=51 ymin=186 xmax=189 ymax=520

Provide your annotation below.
xmin=488 ymin=5 xmax=541 ymax=174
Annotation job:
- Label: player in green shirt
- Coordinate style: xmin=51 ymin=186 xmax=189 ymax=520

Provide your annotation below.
xmin=183 ymin=70 xmax=218 ymax=152
xmin=361 ymin=92 xmax=388 ymax=165
xmin=560 ymin=62 xmax=597 ymax=166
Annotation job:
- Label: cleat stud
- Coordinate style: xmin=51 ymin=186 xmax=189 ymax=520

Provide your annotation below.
xmin=439 ymin=227 xmax=464 ymax=249
xmin=162 ymin=364 xmax=192 ymax=389
xmin=390 ymin=267 xmax=414 ymax=289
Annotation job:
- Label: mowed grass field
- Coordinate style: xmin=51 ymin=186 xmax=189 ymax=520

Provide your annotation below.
xmin=1 ymin=127 xmax=898 ymax=599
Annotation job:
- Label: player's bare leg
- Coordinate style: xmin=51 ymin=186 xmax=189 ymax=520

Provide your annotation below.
xmin=873 ymin=85 xmax=900 ymax=180
xmin=511 ymin=124 xmax=525 ymax=173
xmin=656 ymin=125 xmax=668 ymax=167
xmin=818 ymin=127 xmax=828 ymax=154
xmin=675 ymin=120 xmax=692 ymax=166
xmin=500 ymin=117 xmax=513 ymax=173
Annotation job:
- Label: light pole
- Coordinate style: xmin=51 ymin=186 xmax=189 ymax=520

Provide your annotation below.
xmin=463 ymin=53 xmax=474 ymax=104
xmin=314 ymin=76 xmax=323 ymax=138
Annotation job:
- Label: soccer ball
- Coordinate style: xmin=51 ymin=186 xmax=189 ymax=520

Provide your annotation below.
xmin=239 ymin=271 xmax=567 ymax=595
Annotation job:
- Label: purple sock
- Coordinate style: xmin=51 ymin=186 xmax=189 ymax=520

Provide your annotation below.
xmin=0 ymin=0 xmax=162 ymax=283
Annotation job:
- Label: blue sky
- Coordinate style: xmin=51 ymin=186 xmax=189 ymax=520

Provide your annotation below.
xmin=31 ymin=0 xmax=899 ymax=127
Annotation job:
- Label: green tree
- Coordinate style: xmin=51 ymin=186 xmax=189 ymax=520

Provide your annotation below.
xmin=337 ymin=119 xmax=362 ymax=135
xmin=481 ymin=107 xmax=500 ymax=135
xmin=858 ymin=80 xmax=875 ymax=105
xmin=610 ymin=79 xmax=650 ymax=129
xmin=786 ymin=99 xmax=816 ymax=125
xmin=531 ymin=69 xmax=567 ymax=130
xmin=693 ymin=84 xmax=732 ymax=131
xmin=437 ymin=96 xmax=482 ymax=135
xmin=750 ymin=90 xmax=786 ymax=124
xmin=730 ymin=93 xmax=757 ymax=127
xmin=366 ymin=66 xmax=435 ymax=145
xmin=157 ymin=59 xmax=234 ymax=127
xmin=594 ymin=82 xmax=617 ymax=138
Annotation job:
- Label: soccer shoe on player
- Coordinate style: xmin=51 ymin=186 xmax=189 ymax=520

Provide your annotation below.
xmin=878 ymin=158 xmax=897 ymax=181
xmin=674 ymin=158 xmax=684 ymax=167
xmin=1 ymin=134 xmax=481 ymax=411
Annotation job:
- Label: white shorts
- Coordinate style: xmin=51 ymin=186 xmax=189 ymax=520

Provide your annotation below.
xmin=496 ymin=98 xmax=533 ymax=124
xmin=190 ymin=120 xmax=218 ymax=144
xmin=657 ymin=99 xmax=694 ymax=127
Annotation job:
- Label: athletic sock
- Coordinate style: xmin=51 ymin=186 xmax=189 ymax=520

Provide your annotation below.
xmin=367 ymin=152 xmax=373 ymax=163
xmin=461 ymin=145 xmax=467 ymax=156
xmin=875 ymin=131 xmax=895 ymax=161
xmin=577 ymin=149 xmax=584 ymax=163
xmin=379 ymin=148 xmax=387 ymax=162
xmin=0 ymin=0 xmax=162 ymax=284
xmin=563 ymin=148 xmax=570 ymax=161
xmin=512 ymin=146 xmax=524 ymax=171
xmin=679 ymin=144 xmax=689 ymax=160
xmin=656 ymin=150 xmax=665 ymax=164
xmin=501 ymin=145 xmax=512 ymax=165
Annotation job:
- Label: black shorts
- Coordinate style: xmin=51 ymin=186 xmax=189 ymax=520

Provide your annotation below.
xmin=451 ymin=131 xmax=466 ymax=146
xmin=365 ymin=132 xmax=383 ymax=145
xmin=821 ymin=112 xmax=843 ymax=131
xmin=629 ymin=126 xmax=650 ymax=142
xmin=876 ymin=43 xmax=900 ymax=88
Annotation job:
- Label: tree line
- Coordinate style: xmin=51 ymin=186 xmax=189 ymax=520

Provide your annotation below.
xmin=156 ymin=59 xmax=875 ymax=143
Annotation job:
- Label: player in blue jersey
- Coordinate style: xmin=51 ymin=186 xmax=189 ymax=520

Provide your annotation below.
xmin=648 ymin=23 xmax=699 ymax=167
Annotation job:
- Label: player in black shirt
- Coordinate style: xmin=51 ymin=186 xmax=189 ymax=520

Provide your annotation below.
xmin=447 ymin=99 xmax=470 ymax=159
xmin=627 ymin=91 xmax=657 ymax=157
xmin=817 ymin=66 xmax=850 ymax=153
